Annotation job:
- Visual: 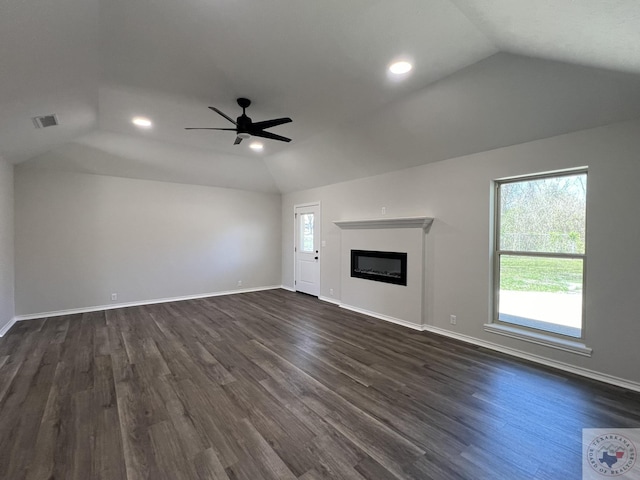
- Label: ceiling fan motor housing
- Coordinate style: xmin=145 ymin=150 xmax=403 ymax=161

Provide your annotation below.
xmin=236 ymin=98 xmax=253 ymax=133
xmin=237 ymin=114 xmax=252 ymax=133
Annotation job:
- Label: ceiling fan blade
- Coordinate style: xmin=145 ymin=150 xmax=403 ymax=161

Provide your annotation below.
xmin=251 ymin=117 xmax=292 ymax=130
xmin=250 ymin=130 xmax=292 ymax=143
xmin=209 ymin=107 xmax=238 ymax=125
xmin=234 ymin=136 xmax=243 ymax=145
xmin=185 ymin=127 xmax=237 ymax=130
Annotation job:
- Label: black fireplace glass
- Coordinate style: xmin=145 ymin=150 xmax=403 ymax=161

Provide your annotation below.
xmin=350 ymin=250 xmax=407 ymax=286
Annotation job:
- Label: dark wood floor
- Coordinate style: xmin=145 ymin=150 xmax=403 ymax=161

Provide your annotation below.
xmin=1 ymin=289 xmax=639 ymax=479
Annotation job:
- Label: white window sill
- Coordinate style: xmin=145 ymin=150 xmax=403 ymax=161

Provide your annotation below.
xmin=484 ymin=323 xmax=592 ymax=357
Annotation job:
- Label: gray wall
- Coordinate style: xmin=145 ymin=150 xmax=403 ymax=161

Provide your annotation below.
xmin=282 ymin=119 xmax=640 ymax=385
xmin=15 ymin=169 xmax=282 ymax=315
xmin=0 ymin=157 xmax=15 ymax=331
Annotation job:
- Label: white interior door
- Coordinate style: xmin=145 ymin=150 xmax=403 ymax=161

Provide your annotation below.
xmin=295 ymin=203 xmax=320 ymax=296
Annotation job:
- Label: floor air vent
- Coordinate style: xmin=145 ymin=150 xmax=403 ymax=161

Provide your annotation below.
xmin=32 ymin=114 xmax=59 ymax=128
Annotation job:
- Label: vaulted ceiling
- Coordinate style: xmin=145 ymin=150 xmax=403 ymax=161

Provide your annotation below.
xmin=2 ymin=0 xmax=640 ymax=193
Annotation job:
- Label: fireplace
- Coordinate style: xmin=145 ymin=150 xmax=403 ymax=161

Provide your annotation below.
xmin=350 ymin=250 xmax=407 ymax=286
xmin=335 ymin=217 xmax=433 ymax=327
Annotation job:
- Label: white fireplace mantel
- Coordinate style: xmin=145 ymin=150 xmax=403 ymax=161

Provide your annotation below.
xmin=333 ymin=216 xmax=434 ymax=232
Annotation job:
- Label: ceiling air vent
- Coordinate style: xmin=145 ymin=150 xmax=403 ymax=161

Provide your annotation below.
xmin=32 ymin=114 xmax=59 ymax=129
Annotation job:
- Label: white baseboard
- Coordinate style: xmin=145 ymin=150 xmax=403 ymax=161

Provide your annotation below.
xmin=318 ymin=295 xmax=341 ymax=306
xmin=339 ymin=303 xmax=424 ymax=331
xmin=14 ymin=285 xmax=283 ymax=322
xmin=280 ymin=285 xmax=296 ymax=292
xmin=0 ymin=317 xmax=17 ymax=337
xmin=421 ymin=324 xmax=640 ymax=394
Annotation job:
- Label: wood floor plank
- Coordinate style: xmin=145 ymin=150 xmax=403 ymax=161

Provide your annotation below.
xmin=173 ymin=378 xmax=242 ymax=468
xmin=0 ymin=320 xmax=46 ymax=408
xmin=91 ymin=353 xmax=127 ymax=479
xmin=303 ymin=433 xmax=368 ymax=480
xmin=355 ymin=455 xmax=407 ymax=480
xmin=25 ymin=360 xmax=73 ymax=480
xmin=2 ymin=289 xmax=640 ymax=479
xmin=221 ymin=377 xmax=316 ymax=476
xmin=153 ymin=374 xmax=208 ymax=460
xmin=228 ymin=418 xmax=298 ymax=480
xmin=193 ymin=447 xmax=231 ymax=480
xmin=149 ymin=420 xmax=197 ymax=480
xmin=2 ymin=319 xmax=62 ymax=480
xmin=114 ymin=376 xmax=162 ymax=480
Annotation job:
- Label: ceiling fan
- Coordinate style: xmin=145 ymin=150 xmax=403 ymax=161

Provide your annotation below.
xmin=186 ymin=98 xmax=292 ymax=145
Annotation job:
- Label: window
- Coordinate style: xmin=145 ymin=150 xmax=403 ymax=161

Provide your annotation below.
xmin=300 ymin=213 xmax=315 ymax=252
xmin=494 ymin=169 xmax=587 ymax=338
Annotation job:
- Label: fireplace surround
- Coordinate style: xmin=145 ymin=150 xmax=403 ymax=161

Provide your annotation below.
xmin=334 ymin=216 xmax=433 ymax=329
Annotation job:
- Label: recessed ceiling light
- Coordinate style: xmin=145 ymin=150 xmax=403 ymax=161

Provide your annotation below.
xmin=249 ymin=142 xmax=264 ymax=151
xmin=132 ymin=116 xmax=152 ymax=128
xmin=388 ymin=61 xmax=413 ymax=75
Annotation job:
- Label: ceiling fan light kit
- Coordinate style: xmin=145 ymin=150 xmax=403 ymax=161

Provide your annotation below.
xmin=186 ymin=98 xmax=292 ymax=145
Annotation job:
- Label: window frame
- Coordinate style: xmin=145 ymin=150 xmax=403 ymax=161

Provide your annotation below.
xmin=492 ymin=168 xmax=588 ymax=341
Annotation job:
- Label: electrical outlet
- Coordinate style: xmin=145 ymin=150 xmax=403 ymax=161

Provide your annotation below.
xmin=330 ymin=288 xmax=334 ymax=296
xmin=237 ymin=280 xmax=242 ymax=287
xmin=111 ymin=293 xmax=117 ymax=301
xmin=381 ymin=206 xmax=386 ymax=215
xmin=450 ymin=315 xmax=457 ymax=325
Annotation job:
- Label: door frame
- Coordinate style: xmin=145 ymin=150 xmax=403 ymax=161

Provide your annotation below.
xmin=293 ymin=201 xmax=321 ymax=294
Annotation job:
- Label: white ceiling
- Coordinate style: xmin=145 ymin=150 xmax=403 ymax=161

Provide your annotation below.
xmin=2 ymin=0 xmax=640 ymax=193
